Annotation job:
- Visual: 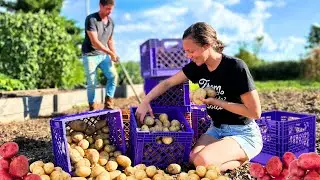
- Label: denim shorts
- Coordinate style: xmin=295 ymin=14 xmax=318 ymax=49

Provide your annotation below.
xmin=205 ymin=120 xmax=263 ymax=160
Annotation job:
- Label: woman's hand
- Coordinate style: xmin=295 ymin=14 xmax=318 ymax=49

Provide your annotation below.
xmin=135 ymin=102 xmax=154 ymax=125
xmin=200 ymin=97 xmax=218 ymax=106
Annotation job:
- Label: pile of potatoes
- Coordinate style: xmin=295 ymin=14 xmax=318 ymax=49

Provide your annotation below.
xmin=66 ymin=119 xmax=132 ymax=179
xmin=191 ymin=87 xmax=216 ymax=105
xmin=175 ymin=164 xmax=230 ymax=180
xmin=139 ymin=113 xmax=183 ymax=145
xmin=29 ymin=160 xmax=70 ymax=180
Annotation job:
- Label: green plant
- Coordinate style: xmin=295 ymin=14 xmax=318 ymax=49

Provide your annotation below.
xmin=0 ymin=73 xmax=25 ymax=91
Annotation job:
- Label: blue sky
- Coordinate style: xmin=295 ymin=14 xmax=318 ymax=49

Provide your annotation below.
xmin=61 ymin=0 xmax=320 ymax=62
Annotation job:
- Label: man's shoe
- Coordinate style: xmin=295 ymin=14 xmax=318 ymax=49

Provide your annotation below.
xmin=104 ymin=96 xmax=114 ymax=109
xmin=89 ymin=103 xmax=98 ymax=111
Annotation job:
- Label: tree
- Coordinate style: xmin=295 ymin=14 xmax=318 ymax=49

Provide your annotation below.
xmin=306 ymin=24 xmax=320 ymax=49
xmin=0 ymin=0 xmax=64 ymax=14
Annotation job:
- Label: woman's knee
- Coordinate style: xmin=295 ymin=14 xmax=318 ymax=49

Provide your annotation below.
xmin=193 ymin=152 xmax=221 ymax=167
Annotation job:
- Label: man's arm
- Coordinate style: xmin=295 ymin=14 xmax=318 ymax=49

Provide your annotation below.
xmin=107 ymin=35 xmax=116 ymax=54
xmin=87 ymin=31 xmax=115 ymax=56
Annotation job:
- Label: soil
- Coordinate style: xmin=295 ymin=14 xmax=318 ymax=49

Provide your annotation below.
xmin=0 ymin=89 xmax=319 ymax=180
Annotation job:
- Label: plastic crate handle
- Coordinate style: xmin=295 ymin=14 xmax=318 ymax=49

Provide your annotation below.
xmin=160 ymin=39 xmax=183 ymax=51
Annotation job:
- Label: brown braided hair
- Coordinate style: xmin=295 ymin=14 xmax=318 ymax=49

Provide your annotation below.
xmin=182 ymin=22 xmax=224 ymax=53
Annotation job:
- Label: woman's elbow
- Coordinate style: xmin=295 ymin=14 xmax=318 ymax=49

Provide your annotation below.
xmin=251 ymin=110 xmax=261 ymax=120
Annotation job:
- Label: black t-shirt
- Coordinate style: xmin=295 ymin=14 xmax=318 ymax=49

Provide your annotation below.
xmin=81 ymin=12 xmax=114 ymax=56
xmin=182 ymin=54 xmax=256 ymax=125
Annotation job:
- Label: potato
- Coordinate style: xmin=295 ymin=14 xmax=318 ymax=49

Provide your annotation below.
xmin=95 ymin=120 xmax=107 ymax=130
xmin=152 ymin=174 xmax=164 ymax=180
xmin=249 ymin=163 xmax=265 ymax=178
xmin=196 ymin=166 xmax=207 ymax=177
xmin=204 ymin=87 xmax=216 ymax=97
xmin=135 ymin=164 xmax=147 ymax=171
xmin=126 ymin=176 xmax=136 ymax=180
xmin=169 ymin=126 xmax=179 ymax=132
xmin=162 ymin=120 xmax=171 ymax=128
xmin=177 ymin=172 xmax=188 ymax=180
xmin=69 ymin=120 xmax=88 ymax=132
xmin=124 ymin=166 xmax=136 ymax=176
xmin=113 ymin=151 xmax=122 ymax=158
xmin=106 ymin=161 xmax=118 ymax=172
xmin=188 ymin=170 xmax=196 ymax=175
xmin=54 ymin=167 xmax=63 ymax=171
xmin=201 ymin=178 xmax=210 ymax=180
xmin=141 ymin=125 xmax=149 ymax=131
xmin=43 ymin=164 xmax=57 ymax=175
xmin=117 ymin=173 xmax=127 ymax=180
xmin=162 ymin=136 xmax=173 ymax=145
xmin=297 ymin=152 xmax=320 ymax=170
xmin=304 ymin=170 xmax=320 ymax=180
xmin=266 ymin=156 xmax=283 ymax=177
xmin=100 ymin=133 xmax=110 ymax=140
xmin=98 ymin=151 xmax=109 ymax=166
xmin=162 ymin=127 xmax=169 ymax=132
xmin=288 ymin=159 xmax=305 ymax=177
xmin=104 ymin=139 xmax=111 ymax=145
xmin=9 ymin=155 xmax=29 ymax=177
xmin=32 ymin=166 xmax=45 ymax=176
xmin=167 ymin=164 xmax=181 ymax=175
xmin=188 ymin=173 xmax=200 ymax=180
xmin=74 ymin=146 xmax=85 ymax=157
xmin=159 ymin=113 xmax=168 ymax=123
xmin=85 ymin=149 xmax=100 ymax=165
xmin=78 ymin=139 xmax=90 ymax=150
xmin=91 ymin=165 xmax=106 ymax=177
xmin=95 ymin=139 xmax=104 ymax=150
xmin=0 ymin=170 xmax=12 ymax=179
xmin=104 ymin=145 xmax=116 ymax=153
xmin=205 ymin=170 xmax=218 ymax=179
xmin=75 ymin=166 xmax=91 ymax=177
xmin=66 ymin=136 xmax=72 ymax=144
xmin=170 ymin=120 xmax=180 ymax=127
xmin=96 ymin=171 xmax=111 ymax=180
xmin=164 ymin=174 xmax=174 ymax=180
xmin=71 ymin=132 xmax=84 ymax=143
xmin=215 ymin=176 xmax=230 ymax=180
xmin=109 ymin=157 xmax=116 ymax=162
xmin=69 ymin=148 xmax=83 ymax=163
xmin=116 ymin=155 xmax=132 ymax=168
xmin=102 ymin=126 xmax=110 ymax=133
xmin=155 ymin=119 xmax=162 ymax=126
xmin=70 ymin=177 xmax=87 ymax=180
xmin=144 ymin=116 xmax=155 ymax=126
xmin=30 ymin=161 xmax=44 ymax=172
xmin=109 ymin=170 xmax=121 ymax=179
xmin=40 ymin=175 xmax=51 ymax=180
xmin=157 ymin=170 xmax=165 ymax=175
xmin=62 ymin=171 xmax=71 ymax=179
xmin=75 ymin=158 xmax=91 ymax=168
xmin=282 ymin=152 xmax=297 ymax=168
xmin=145 ymin=166 xmax=157 ymax=178
xmin=135 ymin=169 xmax=147 ymax=179
xmin=23 ymin=174 xmax=42 ymax=180
xmin=50 ymin=170 xmax=64 ymax=179
xmin=192 ymin=88 xmax=206 ymax=105
xmin=86 ymin=136 xmax=94 ymax=144
xmin=206 ymin=164 xmax=220 ymax=173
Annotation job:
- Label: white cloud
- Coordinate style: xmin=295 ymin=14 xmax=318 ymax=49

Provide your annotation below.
xmin=215 ymin=0 xmax=241 ymax=6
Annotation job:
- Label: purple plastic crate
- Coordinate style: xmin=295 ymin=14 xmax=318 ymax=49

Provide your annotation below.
xmin=250 ymin=110 xmax=316 ymax=165
xmin=128 ymin=107 xmax=194 ymax=168
xmin=144 ymin=76 xmax=190 ymax=108
xmin=191 ymin=105 xmax=212 ymax=140
xmin=140 ymin=39 xmax=191 ymax=78
xmin=50 ymin=109 xmax=126 ymax=174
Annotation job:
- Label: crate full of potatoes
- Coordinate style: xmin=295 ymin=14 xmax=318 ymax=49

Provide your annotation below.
xmin=50 ymin=109 xmax=127 ymax=176
xmin=128 ymin=107 xmax=194 ymax=169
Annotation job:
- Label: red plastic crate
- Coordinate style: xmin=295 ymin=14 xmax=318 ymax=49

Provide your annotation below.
xmin=50 ymin=109 xmax=126 ymax=174
xmin=251 ymin=110 xmax=316 ymax=165
xmin=128 ymin=107 xmax=194 ymax=168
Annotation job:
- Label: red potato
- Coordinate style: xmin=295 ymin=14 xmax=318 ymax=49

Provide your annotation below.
xmin=266 ymin=156 xmax=283 ymax=177
xmin=282 ymin=152 xmax=297 ymax=168
xmin=273 ymin=176 xmax=285 ymax=180
xmin=280 ymin=168 xmax=289 ymax=178
xmin=287 ymin=176 xmax=302 ymax=180
xmin=249 ymin=163 xmax=265 ymax=178
xmin=316 ymin=168 xmax=320 ymax=174
xmin=257 ymin=174 xmax=271 ymax=180
xmin=0 ymin=142 xmax=19 ymax=159
xmin=0 ymin=170 xmax=12 ymax=180
xmin=0 ymin=158 xmax=10 ymax=171
xmin=23 ymin=174 xmax=41 ymax=180
xmin=9 ymin=155 xmax=29 ymax=177
xmin=303 ymin=170 xmax=320 ymax=180
xmin=288 ymin=159 xmax=305 ymax=177
xmin=297 ymin=152 xmax=320 ymax=170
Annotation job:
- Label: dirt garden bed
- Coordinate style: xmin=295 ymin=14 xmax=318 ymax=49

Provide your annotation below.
xmin=0 ymin=89 xmax=319 ymax=179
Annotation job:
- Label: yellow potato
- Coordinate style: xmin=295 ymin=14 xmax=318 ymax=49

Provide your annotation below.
xmin=159 ymin=113 xmax=168 ymax=123
xmin=71 ymin=132 xmax=84 ymax=143
xmin=75 ymin=158 xmax=91 ymax=168
xmin=70 ymin=177 xmax=87 ymax=180
xmin=196 ymin=166 xmax=207 ymax=177
xmin=30 ymin=160 xmax=44 ymax=172
xmin=85 ymin=149 xmax=99 ymax=165
xmin=32 ymin=166 xmax=45 ymax=176
xmin=135 ymin=170 xmax=147 ymax=179
xmin=144 ymin=116 xmax=155 ymax=126
xmin=69 ymin=120 xmax=88 ymax=132
xmin=145 ymin=165 xmax=157 ymax=178
xmin=113 ymin=150 xmax=122 ymax=158
xmin=69 ymin=148 xmax=83 ymax=163
xmin=205 ymin=170 xmax=218 ymax=179
xmin=216 ymin=176 xmax=230 ymax=180
xmin=192 ymin=88 xmax=206 ymax=105
xmin=96 ymin=171 xmax=111 ymax=180
xmin=91 ymin=165 xmax=106 ymax=177
xmin=40 ymin=175 xmax=50 ymax=180
xmin=124 ymin=166 xmax=136 ymax=176
xmin=75 ymin=166 xmax=91 ymax=177
xmin=101 ymin=126 xmax=110 ymax=133
xmin=98 ymin=151 xmax=109 ymax=166
xmin=95 ymin=120 xmax=107 ymax=130
xmin=134 ymin=164 xmax=147 ymax=171
xmin=177 ymin=172 xmax=188 ymax=180
xmin=189 ymin=173 xmax=200 ymax=180
xmin=116 ymin=173 xmax=127 ymax=180
xmin=152 ymin=174 xmax=164 ymax=180
xmin=43 ymin=162 xmax=55 ymax=175
xmin=162 ymin=136 xmax=173 ymax=145
xmin=50 ymin=170 xmax=64 ymax=180
xmin=106 ymin=161 xmax=118 ymax=172
xmin=74 ymin=146 xmax=85 ymax=157
xmin=204 ymin=87 xmax=216 ymax=97
xmin=78 ymin=139 xmax=90 ymax=150
xmin=116 ymin=155 xmax=132 ymax=168
xmin=167 ymin=164 xmax=181 ymax=175
xmin=95 ymin=139 xmax=104 ymax=150
xmin=109 ymin=170 xmax=122 ymax=179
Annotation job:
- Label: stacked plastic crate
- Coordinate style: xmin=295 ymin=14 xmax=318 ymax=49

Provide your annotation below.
xmin=128 ymin=39 xmax=194 ymax=167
